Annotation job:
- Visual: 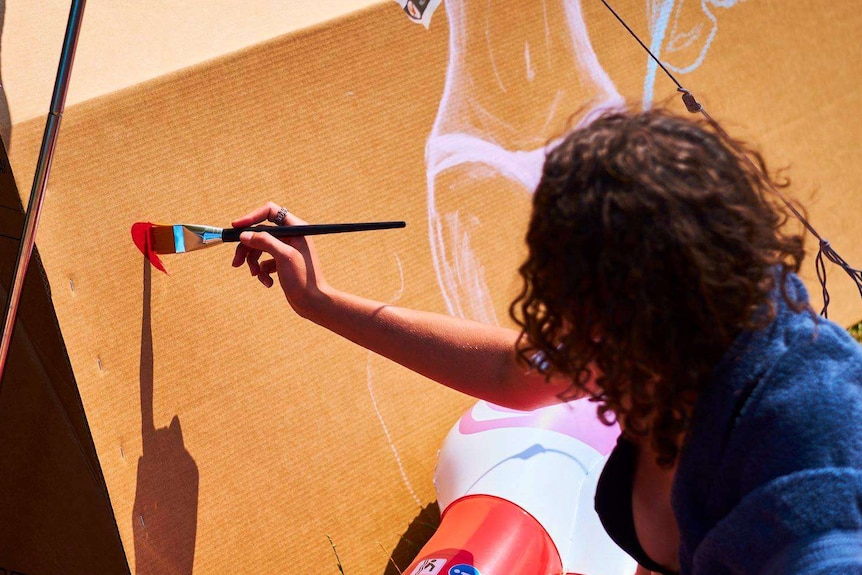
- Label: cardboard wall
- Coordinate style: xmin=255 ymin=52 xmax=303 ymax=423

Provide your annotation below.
xmin=5 ymin=0 xmax=862 ymax=573
xmin=0 ymin=143 xmax=128 ymax=572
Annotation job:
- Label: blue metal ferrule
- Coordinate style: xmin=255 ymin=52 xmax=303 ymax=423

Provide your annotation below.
xmin=173 ymin=225 xmax=186 ymax=253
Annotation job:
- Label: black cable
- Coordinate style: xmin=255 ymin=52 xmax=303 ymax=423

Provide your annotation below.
xmin=597 ymin=0 xmax=862 ymax=317
xmin=597 ymin=0 xmax=684 ymax=90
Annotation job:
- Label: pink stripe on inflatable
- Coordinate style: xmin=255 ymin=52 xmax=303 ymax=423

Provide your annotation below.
xmin=458 ymin=399 xmax=619 ymax=455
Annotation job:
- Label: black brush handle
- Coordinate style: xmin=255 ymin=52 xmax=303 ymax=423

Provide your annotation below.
xmin=220 ymin=221 xmax=406 ymax=242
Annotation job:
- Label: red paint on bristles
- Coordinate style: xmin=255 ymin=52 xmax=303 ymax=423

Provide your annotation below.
xmin=131 ymin=222 xmax=168 ymax=274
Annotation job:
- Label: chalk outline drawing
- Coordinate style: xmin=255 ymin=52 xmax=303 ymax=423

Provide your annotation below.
xmin=426 ymin=0 xmax=625 ymax=325
xmin=364 ymin=254 xmax=424 ymax=507
xmin=644 ymin=0 xmax=749 ymax=108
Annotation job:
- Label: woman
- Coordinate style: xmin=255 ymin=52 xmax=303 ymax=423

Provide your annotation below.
xmin=232 ymin=108 xmax=862 ymax=574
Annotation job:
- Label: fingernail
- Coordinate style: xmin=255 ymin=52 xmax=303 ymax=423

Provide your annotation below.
xmin=240 ymin=232 xmax=253 ymax=242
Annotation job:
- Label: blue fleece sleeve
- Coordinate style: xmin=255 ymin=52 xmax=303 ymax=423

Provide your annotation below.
xmin=691 ymin=468 xmax=862 ymax=574
xmin=676 ymin=281 xmax=862 ymax=575
xmin=761 ymin=531 xmax=862 ymax=575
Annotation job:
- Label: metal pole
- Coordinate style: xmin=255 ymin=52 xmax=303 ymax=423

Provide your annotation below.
xmin=0 ymin=0 xmax=87 ymax=387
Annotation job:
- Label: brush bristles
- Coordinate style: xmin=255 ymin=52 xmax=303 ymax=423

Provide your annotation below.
xmin=149 ymin=224 xmax=224 ymax=254
xmin=150 ymin=226 xmax=180 ymax=254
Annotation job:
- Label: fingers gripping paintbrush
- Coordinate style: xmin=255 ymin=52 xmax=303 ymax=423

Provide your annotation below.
xmin=131 ymin=221 xmax=406 ymax=273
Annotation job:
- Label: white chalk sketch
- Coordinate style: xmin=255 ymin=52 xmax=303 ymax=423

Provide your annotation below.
xmin=427 ymin=0 xmax=624 ymax=324
xmin=367 ymin=350 xmax=423 ymax=508
xmin=644 ymin=0 xmax=749 ymax=108
xmin=364 ymin=254 xmax=423 ymax=507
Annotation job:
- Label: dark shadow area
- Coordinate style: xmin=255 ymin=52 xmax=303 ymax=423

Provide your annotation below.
xmin=132 ymin=258 xmax=199 ymax=575
xmin=384 ymin=501 xmax=441 ymax=575
xmin=0 ymin=104 xmax=129 ymax=572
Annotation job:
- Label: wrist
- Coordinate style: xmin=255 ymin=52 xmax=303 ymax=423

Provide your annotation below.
xmin=292 ymin=281 xmax=335 ymax=323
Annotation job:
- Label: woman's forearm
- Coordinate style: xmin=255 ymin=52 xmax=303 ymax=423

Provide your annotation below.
xmin=306 ymin=286 xmax=575 ymax=410
xmin=231 ymin=204 xmax=578 ymax=408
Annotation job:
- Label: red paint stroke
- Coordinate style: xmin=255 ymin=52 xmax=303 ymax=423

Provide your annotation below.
xmin=131 ymin=222 xmax=168 ymax=274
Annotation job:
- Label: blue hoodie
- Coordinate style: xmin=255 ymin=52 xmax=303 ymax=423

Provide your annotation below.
xmin=673 ymin=273 xmax=862 ymax=574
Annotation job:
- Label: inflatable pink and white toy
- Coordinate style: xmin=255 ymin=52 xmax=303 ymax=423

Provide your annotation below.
xmin=404 ymin=399 xmax=636 ymax=575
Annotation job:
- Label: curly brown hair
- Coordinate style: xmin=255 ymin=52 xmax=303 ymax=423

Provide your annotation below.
xmin=510 ymin=108 xmax=806 ymax=467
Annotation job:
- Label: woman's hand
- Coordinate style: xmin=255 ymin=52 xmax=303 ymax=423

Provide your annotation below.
xmin=231 ymin=202 xmax=329 ymax=317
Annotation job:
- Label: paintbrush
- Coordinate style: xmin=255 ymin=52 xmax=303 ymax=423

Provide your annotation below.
xmin=145 ymin=221 xmax=406 ymax=255
xmin=131 ymin=221 xmax=406 ymax=273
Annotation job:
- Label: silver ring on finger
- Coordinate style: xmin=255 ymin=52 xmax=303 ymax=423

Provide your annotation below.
xmin=273 ymin=206 xmax=288 ymax=226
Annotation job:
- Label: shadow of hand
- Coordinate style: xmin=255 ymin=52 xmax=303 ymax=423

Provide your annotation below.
xmin=132 ymin=415 xmax=199 ymax=575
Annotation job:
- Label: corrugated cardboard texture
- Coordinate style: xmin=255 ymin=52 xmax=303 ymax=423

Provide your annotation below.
xmin=7 ymin=0 xmax=862 ymax=572
xmin=0 ymin=143 xmax=129 ymax=572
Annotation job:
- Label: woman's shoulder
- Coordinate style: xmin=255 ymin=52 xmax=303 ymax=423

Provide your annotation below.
xmin=771 ymin=297 xmax=862 ymax=404
xmin=677 ymin=302 xmax=862 ymax=573
xmin=730 ymin=303 xmax=862 ymax=476
xmin=753 ymin=272 xmax=862 ymax=402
